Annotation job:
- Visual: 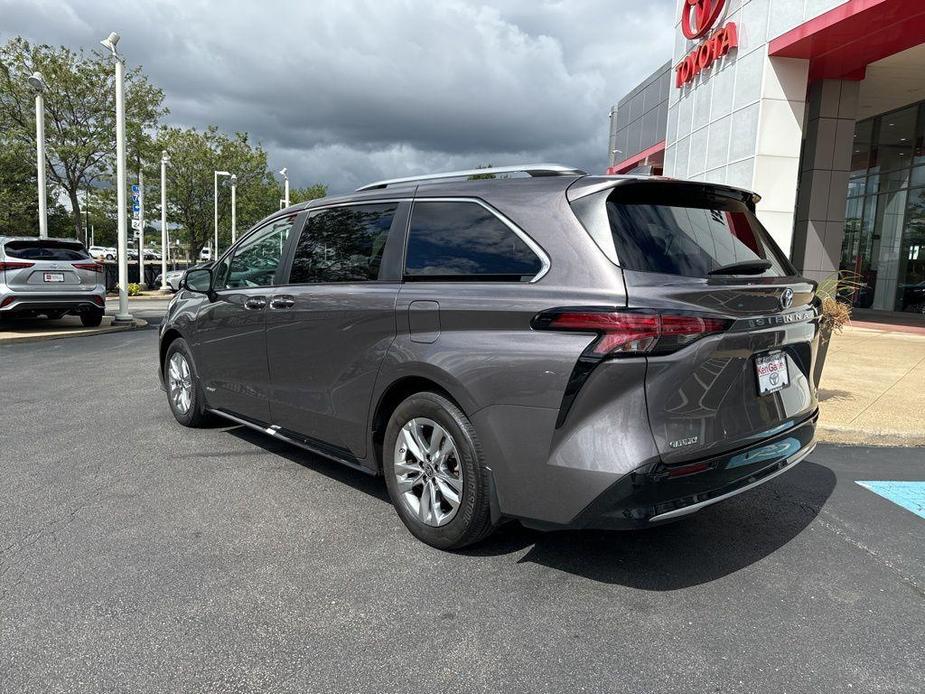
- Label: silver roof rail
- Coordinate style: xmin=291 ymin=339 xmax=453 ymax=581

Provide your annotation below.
xmin=355 ymin=163 xmax=587 ymax=192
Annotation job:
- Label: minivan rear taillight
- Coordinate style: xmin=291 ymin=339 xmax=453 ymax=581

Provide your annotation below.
xmin=72 ymin=262 xmax=103 ymax=273
xmin=0 ymin=261 xmax=35 ymax=271
xmin=532 ymin=309 xmax=731 ymax=357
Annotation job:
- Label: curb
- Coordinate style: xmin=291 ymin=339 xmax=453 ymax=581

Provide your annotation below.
xmin=105 ymin=294 xmax=174 ymax=301
xmin=0 ymin=318 xmax=149 ymax=345
xmin=817 ymin=423 xmax=925 ymax=448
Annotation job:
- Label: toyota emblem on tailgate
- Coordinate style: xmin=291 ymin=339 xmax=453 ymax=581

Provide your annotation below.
xmin=780 ymin=288 xmax=794 ymax=310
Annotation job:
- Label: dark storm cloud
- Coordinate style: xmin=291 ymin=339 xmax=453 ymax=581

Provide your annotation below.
xmin=0 ymin=0 xmax=677 ymax=192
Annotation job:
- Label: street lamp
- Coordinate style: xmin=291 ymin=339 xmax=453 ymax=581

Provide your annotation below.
xmin=27 ymin=71 xmax=47 ymax=239
xmin=160 ymin=150 xmax=170 ymax=293
xmin=214 ymin=170 xmax=231 ymax=257
xmin=229 ymin=174 xmax=237 ymax=244
xmin=100 ymin=31 xmax=132 ymax=324
xmin=137 ymin=166 xmax=145 ymax=288
xmin=279 ymin=167 xmax=289 ymax=208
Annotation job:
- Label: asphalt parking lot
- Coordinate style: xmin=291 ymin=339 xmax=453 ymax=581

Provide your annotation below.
xmin=1 ymin=323 xmax=923 ymax=693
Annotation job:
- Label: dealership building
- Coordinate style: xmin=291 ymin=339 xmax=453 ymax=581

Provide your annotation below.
xmin=608 ymin=0 xmax=925 ymax=314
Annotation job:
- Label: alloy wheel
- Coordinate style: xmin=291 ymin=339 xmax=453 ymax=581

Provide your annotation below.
xmin=393 ymin=418 xmax=464 ymax=527
xmin=167 ymin=352 xmax=193 ymax=414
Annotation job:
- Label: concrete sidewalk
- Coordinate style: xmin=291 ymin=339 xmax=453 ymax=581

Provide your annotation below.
xmin=0 ymin=315 xmax=147 ymax=345
xmin=818 ymin=324 xmax=925 ymax=446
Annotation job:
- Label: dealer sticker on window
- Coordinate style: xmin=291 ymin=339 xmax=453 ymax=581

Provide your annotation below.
xmin=756 ymin=351 xmax=789 ymax=396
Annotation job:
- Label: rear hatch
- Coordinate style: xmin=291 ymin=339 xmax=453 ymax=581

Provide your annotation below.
xmin=571 ymin=179 xmax=819 ymax=463
xmin=2 ymin=239 xmax=102 ymax=293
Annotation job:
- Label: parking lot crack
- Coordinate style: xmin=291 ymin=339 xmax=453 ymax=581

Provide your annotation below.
xmin=0 ymin=498 xmax=97 ymax=597
xmin=815 ymin=509 xmax=924 ymax=599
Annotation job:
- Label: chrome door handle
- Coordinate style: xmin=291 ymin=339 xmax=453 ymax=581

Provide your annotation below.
xmin=244 ymin=297 xmax=268 ymax=310
xmin=270 ymin=296 xmax=295 ymax=310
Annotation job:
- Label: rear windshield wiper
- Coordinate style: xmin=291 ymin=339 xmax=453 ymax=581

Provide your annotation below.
xmin=707 ymin=259 xmax=772 ymax=275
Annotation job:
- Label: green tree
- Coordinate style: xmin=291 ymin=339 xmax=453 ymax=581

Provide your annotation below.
xmin=0 ymin=132 xmax=70 ymax=237
xmin=468 ymin=163 xmax=497 ymax=180
xmin=154 ymin=126 xmax=286 ymax=258
xmin=0 ymin=36 xmax=166 ymax=242
xmin=0 ymin=135 xmax=38 ymax=234
xmin=289 ymin=183 xmax=328 ymax=205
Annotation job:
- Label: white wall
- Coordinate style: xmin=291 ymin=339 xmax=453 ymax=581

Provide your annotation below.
xmin=664 ymin=0 xmax=849 ymax=253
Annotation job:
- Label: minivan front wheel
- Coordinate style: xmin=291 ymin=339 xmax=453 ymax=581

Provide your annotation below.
xmin=383 ymin=392 xmax=495 ymax=549
xmin=164 ymin=338 xmax=211 ymax=427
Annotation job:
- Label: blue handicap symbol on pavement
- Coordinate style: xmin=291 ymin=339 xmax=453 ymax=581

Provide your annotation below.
xmin=856 ymin=481 xmax=925 ymax=520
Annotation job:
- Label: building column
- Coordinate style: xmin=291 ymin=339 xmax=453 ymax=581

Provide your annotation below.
xmin=791 ymin=80 xmax=860 ymax=284
xmin=751 ymin=56 xmax=810 ymax=255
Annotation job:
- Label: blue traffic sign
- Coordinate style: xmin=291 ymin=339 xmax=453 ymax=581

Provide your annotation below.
xmin=131 ymin=184 xmax=139 ymax=193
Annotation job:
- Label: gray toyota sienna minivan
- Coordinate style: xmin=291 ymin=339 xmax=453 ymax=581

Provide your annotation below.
xmin=158 ymin=164 xmax=819 ymax=549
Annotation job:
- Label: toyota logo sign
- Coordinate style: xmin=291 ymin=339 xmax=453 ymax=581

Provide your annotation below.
xmin=681 ymin=0 xmax=727 ymax=40
xmin=780 ymin=288 xmax=794 ymax=310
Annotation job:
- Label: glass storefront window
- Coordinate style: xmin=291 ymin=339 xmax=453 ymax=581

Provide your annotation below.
xmin=840 ymin=100 xmax=925 ymax=313
xmin=871 ymin=106 xmax=916 ymax=173
xmin=911 ymin=165 xmax=925 ymax=188
xmin=898 ymin=188 xmax=925 ymax=312
xmin=914 ymin=103 xmax=925 ymax=166
xmin=847 ymin=175 xmax=865 ymax=197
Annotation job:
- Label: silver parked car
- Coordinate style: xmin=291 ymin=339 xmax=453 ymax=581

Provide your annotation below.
xmin=0 ymin=236 xmax=106 ymax=326
xmin=156 ymin=263 xmax=211 ymax=292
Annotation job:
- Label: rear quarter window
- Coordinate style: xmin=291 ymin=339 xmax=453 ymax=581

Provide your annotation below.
xmin=405 ymin=201 xmax=543 ymax=281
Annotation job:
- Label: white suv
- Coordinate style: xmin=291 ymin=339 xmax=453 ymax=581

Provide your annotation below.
xmin=88 ymin=245 xmax=116 ymax=260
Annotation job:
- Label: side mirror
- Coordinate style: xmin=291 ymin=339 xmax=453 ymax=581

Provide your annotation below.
xmin=184 ymin=267 xmax=213 ymax=295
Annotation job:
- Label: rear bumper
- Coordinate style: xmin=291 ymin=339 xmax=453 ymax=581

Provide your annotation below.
xmin=0 ymin=290 xmax=105 ymax=314
xmin=556 ymin=410 xmax=818 ymax=531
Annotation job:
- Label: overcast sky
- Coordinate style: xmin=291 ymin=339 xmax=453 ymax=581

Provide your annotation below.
xmin=1 ymin=0 xmax=676 ymax=194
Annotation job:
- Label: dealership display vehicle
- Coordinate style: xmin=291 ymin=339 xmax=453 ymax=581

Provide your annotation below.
xmin=1 ymin=237 xmax=106 ymax=326
xmin=158 ymin=165 xmax=820 ymax=549
xmin=88 ymin=245 xmax=116 ymax=260
xmin=156 ymin=263 xmax=212 ymax=292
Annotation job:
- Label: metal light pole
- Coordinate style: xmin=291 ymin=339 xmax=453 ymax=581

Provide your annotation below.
xmin=101 ymin=32 xmax=132 ymax=324
xmin=230 ymin=174 xmax=237 ymax=244
xmin=279 ymin=167 xmax=289 ymax=208
xmin=160 ymin=150 xmax=170 ymax=293
xmin=213 ymin=170 xmax=231 ymax=258
xmin=27 ymin=72 xmax=48 ymax=239
xmin=138 ymin=167 xmax=145 ymax=288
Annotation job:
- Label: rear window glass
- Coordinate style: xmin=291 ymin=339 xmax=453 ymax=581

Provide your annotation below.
xmin=4 ymin=241 xmax=89 ymax=261
xmin=600 ymin=190 xmax=793 ymax=278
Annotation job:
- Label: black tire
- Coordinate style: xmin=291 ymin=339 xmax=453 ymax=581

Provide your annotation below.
xmin=383 ymin=391 xmax=496 ymax=550
xmin=105 ymin=254 xmax=114 ymax=260
xmin=80 ymin=309 xmax=103 ymax=327
xmin=163 ymin=338 xmax=213 ymax=427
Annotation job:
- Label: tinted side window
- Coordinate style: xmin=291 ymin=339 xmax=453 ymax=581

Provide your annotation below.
xmin=405 ymin=201 xmax=542 ymax=281
xmin=289 ymin=204 xmax=397 ymax=283
xmin=222 ymin=216 xmax=294 ymax=288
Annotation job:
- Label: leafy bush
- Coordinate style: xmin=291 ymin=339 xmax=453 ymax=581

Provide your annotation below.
xmin=127 ymin=283 xmax=142 ymax=296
